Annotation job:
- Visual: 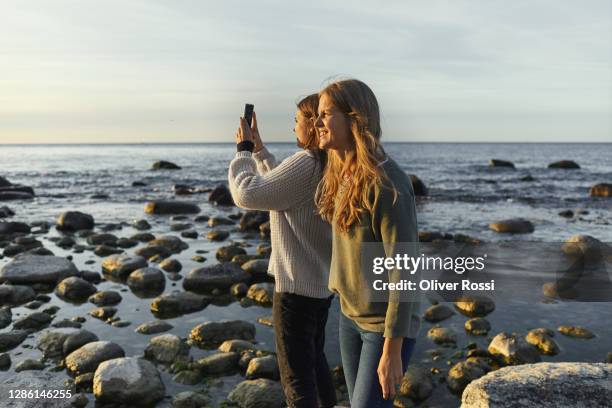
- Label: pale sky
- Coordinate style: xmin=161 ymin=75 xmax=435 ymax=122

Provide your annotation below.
xmin=0 ymin=0 xmax=610 ymax=143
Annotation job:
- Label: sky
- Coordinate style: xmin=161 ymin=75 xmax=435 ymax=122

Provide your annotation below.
xmin=0 ymin=0 xmax=610 ymax=144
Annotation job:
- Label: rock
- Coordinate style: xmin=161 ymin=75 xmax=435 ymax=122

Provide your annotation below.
xmin=427 ymin=327 xmax=457 ymax=346
xmin=88 ymin=306 xmax=117 ymax=320
xmin=144 ymin=200 xmax=201 ymax=215
xmin=219 ymin=339 xmax=256 ymax=353
xmin=152 ymin=160 xmax=181 ymax=170
xmin=256 ymin=315 xmax=273 ymax=327
xmin=399 ymin=366 xmax=433 ymax=401
xmin=0 ymin=176 xmax=11 ymax=187
xmin=0 ymin=284 xmax=36 ymax=306
xmin=465 ymin=318 xmax=491 ymax=336
xmin=216 ymin=244 xmax=247 ymax=262
xmin=489 ymin=218 xmax=534 ymax=234
xmin=0 ymin=221 xmax=30 ymax=234
xmin=93 ymin=357 xmax=165 ymax=406
xmin=241 ymin=259 xmax=269 ymax=280
xmin=94 ymin=244 xmax=122 ymax=257
xmin=101 ymin=254 xmax=147 ymax=279
xmin=63 ymin=330 xmax=99 ymax=356
xmin=246 ymin=283 xmax=274 ymax=305
xmin=65 ymin=341 xmax=125 ymax=375
xmin=144 ymin=334 xmax=189 ymax=364
xmin=447 ymin=360 xmax=487 ymax=394
xmin=488 ymin=332 xmax=541 ymax=365
xmin=189 ymin=320 xmax=256 ymax=348
xmin=170 ymin=222 xmax=192 ymax=232
xmin=231 ymin=282 xmax=249 ymax=297
xmin=589 ymin=183 xmax=612 ymax=197
xmin=259 ymin=221 xmax=270 ymax=239
xmin=558 ymin=210 xmax=574 ymax=218
xmin=196 ymin=351 xmax=240 ymax=375
xmin=130 ymin=232 xmax=155 ymax=242
xmin=424 ymin=304 xmax=455 ymax=322
xmin=13 ymin=311 xmax=52 ymax=331
xmin=256 ymin=244 xmax=271 ymax=257
xmin=454 ymin=296 xmax=495 ymax=317
xmin=181 ymin=230 xmax=198 ymax=239
xmin=240 ymin=211 xmax=269 ymax=232
xmin=228 ymin=378 xmax=285 ymax=408
xmin=148 ymin=235 xmax=189 ymax=253
xmin=88 ymin=290 xmax=122 ymax=306
xmin=488 ymin=159 xmax=515 ymax=168
xmin=0 ymin=190 xmax=34 ymax=201
xmin=172 ymin=369 xmax=202 ymax=385
xmin=208 ymin=216 xmax=234 ymax=227
xmin=548 ymin=160 xmax=580 ymax=169
xmin=15 ymin=358 xmax=45 ymax=372
xmin=461 ymin=362 xmax=612 ymax=408
xmin=183 ymin=262 xmax=250 ymax=293
xmin=55 ymin=277 xmax=97 ymax=302
xmin=171 ymin=391 xmax=209 ymax=408
xmin=207 ymin=230 xmax=230 ymax=241
xmin=37 ymin=327 xmax=80 ymax=358
xmin=0 ymin=371 xmax=72 ymax=408
xmin=0 ymin=330 xmax=29 ymax=352
xmin=246 ymin=355 xmax=279 ymax=380
xmin=132 ymin=219 xmax=151 ymax=230
xmin=0 ymin=254 xmax=79 ymax=284
xmin=560 ymin=234 xmax=606 ymax=257
xmin=209 ymin=184 xmax=234 ymax=206
xmin=150 ymin=291 xmax=211 ymax=318
xmin=56 ymin=211 xmax=94 ymax=231
xmin=135 ymin=245 xmax=172 ymax=260
xmin=86 ymin=233 xmax=118 ymax=246
xmin=0 ymin=353 xmax=10 ymax=370
xmin=525 ymin=329 xmax=560 ymax=355
xmin=127 ymin=267 xmax=165 ymax=290
xmin=408 ymin=174 xmax=428 ymax=196
xmin=0 ymin=306 xmax=11 ymax=329
xmin=557 ymin=325 xmax=595 ymax=339
xmin=160 ymin=258 xmax=182 ymax=273
xmin=135 ymin=320 xmax=174 ymax=335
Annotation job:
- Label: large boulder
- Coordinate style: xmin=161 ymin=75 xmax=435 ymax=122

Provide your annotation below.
xmin=183 ymin=262 xmax=250 ymax=293
xmin=55 ymin=277 xmax=97 ymax=302
xmin=65 ymin=341 xmax=125 ymax=375
xmin=228 ymin=378 xmax=285 ymax=408
xmin=101 ymin=254 xmax=147 ymax=279
xmin=189 ymin=320 xmax=256 ymax=348
xmin=56 ymin=211 xmax=94 ymax=231
xmin=461 ymin=363 xmax=612 ymax=408
xmin=209 ymin=184 xmax=234 ymax=206
xmin=0 ymin=254 xmax=79 ymax=285
xmin=589 ymin=183 xmax=612 ymax=197
xmin=144 ymin=200 xmax=200 ymax=215
xmin=489 ymin=218 xmax=534 ymax=234
xmin=93 ymin=357 xmax=165 ymax=406
xmin=150 ymin=291 xmax=211 ymax=318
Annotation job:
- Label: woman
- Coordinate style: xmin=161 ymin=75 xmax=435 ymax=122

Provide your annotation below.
xmin=314 ymin=79 xmax=421 ymax=407
xmin=228 ymin=95 xmax=337 ymax=408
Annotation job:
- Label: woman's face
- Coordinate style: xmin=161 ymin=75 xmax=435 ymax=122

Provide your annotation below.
xmin=315 ymin=93 xmax=352 ymax=151
xmin=293 ymin=110 xmax=315 ymax=148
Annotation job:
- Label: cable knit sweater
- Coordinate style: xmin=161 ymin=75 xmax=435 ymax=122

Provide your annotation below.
xmin=228 ymin=146 xmax=332 ymax=298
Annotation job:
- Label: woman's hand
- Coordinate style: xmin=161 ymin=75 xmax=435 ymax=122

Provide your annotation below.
xmin=251 ymin=112 xmax=264 ymax=153
xmin=236 ymin=117 xmax=254 ymax=144
xmin=377 ymin=337 xmax=404 ymax=400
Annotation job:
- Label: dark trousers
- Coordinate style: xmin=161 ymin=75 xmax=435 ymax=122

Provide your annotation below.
xmin=273 ymin=291 xmax=337 ymax=408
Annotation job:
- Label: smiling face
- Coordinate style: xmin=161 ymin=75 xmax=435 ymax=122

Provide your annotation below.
xmin=293 ymin=110 xmax=315 ymax=148
xmin=315 ymin=92 xmax=353 ymax=151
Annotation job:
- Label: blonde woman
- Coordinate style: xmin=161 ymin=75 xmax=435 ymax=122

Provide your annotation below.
xmin=315 ymin=79 xmax=421 ymax=407
xmin=228 ymin=95 xmax=336 ymax=408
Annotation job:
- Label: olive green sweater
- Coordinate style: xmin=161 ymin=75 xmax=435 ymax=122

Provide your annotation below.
xmin=329 ymin=157 xmax=422 ymax=338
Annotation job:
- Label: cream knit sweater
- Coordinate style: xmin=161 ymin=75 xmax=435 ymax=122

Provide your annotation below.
xmin=228 ymin=146 xmax=332 ymax=298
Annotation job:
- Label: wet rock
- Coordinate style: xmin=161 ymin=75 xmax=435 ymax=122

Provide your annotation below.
xmin=399 ymin=366 xmax=433 ymax=401
xmin=447 ymin=360 xmax=487 ymax=394
xmin=88 ymin=306 xmax=117 ymax=321
xmin=256 ymin=316 xmax=273 ymax=327
xmin=56 ymin=211 xmax=94 ymax=231
xmin=208 ymin=216 xmax=234 ymax=227
xmin=86 ymin=233 xmax=118 ymax=246
xmin=465 ymin=317 xmax=491 ymax=336
xmin=424 ymin=304 xmax=455 ymax=323
xmin=209 ymin=184 xmax=234 ymax=206
xmin=246 ymin=283 xmax=274 ymax=305
xmin=152 ymin=160 xmax=181 ymax=170
xmin=0 ymin=353 xmax=10 ymax=370
xmin=246 ymin=355 xmax=279 ymax=380
xmin=160 ymin=258 xmax=182 ymax=273
xmin=0 ymin=306 xmax=11 ymax=329
xmin=130 ymin=232 xmax=155 ymax=242
xmin=461 ymin=362 xmax=612 ymax=408
xmin=0 ymin=284 xmax=36 ymax=306
xmin=93 ymin=357 xmax=165 ymax=406
xmin=560 ymin=234 xmax=606 ymax=257
xmin=240 ymin=211 xmax=269 ymax=232
xmin=171 ymin=391 xmax=209 ymax=408
xmin=15 ymin=358 xmax=45 ymax=372
xmin=0 ymin=254 xmax=79 ymax=285
xmin=148 ymin=235 xmax=189 ymax=253
xmin=488 ymin=332 xmax=541 ymax=365
xmin=408 ymin=174 xmax=428 ymax=196
xmin=183 ymin=262 xmax=250 ymax=293
xmin=228 ymin=378 xmax=285 ymax=408
xmin=101 ymin=254 xmax=147 ymax=279
xmin=127 ymin=267 xmax=165 ymax=290
xmin=241 ymin=259 xmax=269 ymax=281
xmin=259 ymin=221 xmax=270 ymax=239
xmin=0 ymin=221 xmax=30 ymax=235
xmin=170 ymin=222 xmax=192 ymax=232
xmin=489 ymin=218 xmax=534 ymax=234
xmin=135 ymin=245 xmax=172 ymax=260
xmin=150 ymin=291 xmax=211 ymax=318
xmin=488 ymin=159 xmax=515 ymax=168
xmin=74 ymin=373 xmax=94 ymax=392
xmin=132 ymin=219 xmax=151 ymax=230
xmin=216 ymin=244 xmax=247 ymax=262
xmin=207 ymin=230 xmax=230 ymax=241
xmin=548 ymin=160 xmax=580 ymax=169
xmin=196 ymin=351 xmax=240 ymax=375
xmin=65 ymin=341 xmax=125 ymax=375
xmin=144 ymin=200 xmax=200 ymax=215
xmin=94 ymin=245 xmax=122 ymax=257
xmin=219 ymin=339 xmax=256 ymax=353
xmin=37 ymin=327 xmax=80 ymax=358
xmin=0 ymin=330 xmax=29 ymax=352
xmin=558 ymin=210 xmax=574 ymax=218
xmin=454 ymin=296 xmax=495 ymax=317
xmin=231 ymin=282 xmax=249 ymax=297
xmin=0 ymin=190 xmax=34 ymax=201
xmin=189 ymin=320 xmax=256 ymax=348
xmin=525 ymin=329 xmax=560 ymax=355
xmin=135 ymin=320 xmax=174 ymax=335
xmin=191 ymin=255 xmax=206 ymax=263
xmin=256 ymin=244 xmax=271 ymax=257
xmin=557 ymin=325 xmax=595 ymax=339
xmin=589 ymin=183 xmax=612 ymax=197
xmin=144 ymin=334 xmax=189 ymax=364
xmin=427 ymin=327 xmax=457 ymax=346
xmin=55 ymin=277 xmax=97 ymax=302
xmin=180 ymin=230 xmax=198 ymax=239
xmin=13 ymin=311 xmax=52 ymax=331
xmin=63 ymin=330 xmax=99 ymax=356
xmin=0 ymin=206 xmax=15 ymax=218
xmin=88 ymin=290 xmax=122 ymax=306
xmin=172 ymin=369 xmax=203 ymax=385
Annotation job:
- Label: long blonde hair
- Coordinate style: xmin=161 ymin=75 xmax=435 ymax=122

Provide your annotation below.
xmin=316 ymin=79 xmax=396 ymax=232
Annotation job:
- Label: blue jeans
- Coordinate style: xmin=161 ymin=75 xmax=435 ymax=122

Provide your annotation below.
xmin=339 ymin=312 xmax=416 ymax=408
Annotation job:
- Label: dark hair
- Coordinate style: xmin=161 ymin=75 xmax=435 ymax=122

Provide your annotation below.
xmin=296 ymin=93 xmax=327 ymax=174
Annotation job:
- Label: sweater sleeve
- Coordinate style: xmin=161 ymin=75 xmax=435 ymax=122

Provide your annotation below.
xmin=228 ymin=150 xmax=319 ymax=211
xmin=252 ymin=146 xmax=278 ymax=175
xmin=373 ymin=183 xmax=421 ymax=339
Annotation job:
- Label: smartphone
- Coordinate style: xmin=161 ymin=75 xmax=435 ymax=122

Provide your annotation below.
xmin=244 ymin=103 xmax=254 ymax=127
